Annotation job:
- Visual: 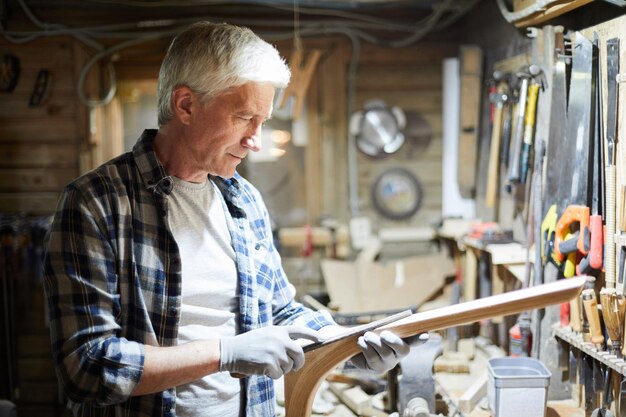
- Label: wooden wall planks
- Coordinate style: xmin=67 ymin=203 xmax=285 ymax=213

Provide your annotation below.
xmin=353 ymin=41 xmax=456 ymax=230
xmin=0 ymin=36 xmax=85 ymax=215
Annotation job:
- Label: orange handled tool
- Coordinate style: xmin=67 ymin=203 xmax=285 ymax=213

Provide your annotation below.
xmin=554 ymin=205 xmax=590 ymax=263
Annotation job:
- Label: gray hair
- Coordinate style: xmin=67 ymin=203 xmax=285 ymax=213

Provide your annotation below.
xmin=157 ymin=22 xmax=291 ymax=126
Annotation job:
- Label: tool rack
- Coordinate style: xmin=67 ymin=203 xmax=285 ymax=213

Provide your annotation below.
xmin=555 ymin=325 xmax=626 ymax=377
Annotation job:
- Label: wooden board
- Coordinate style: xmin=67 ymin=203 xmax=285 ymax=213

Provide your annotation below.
xmin=321 ymin=252 xmax=453 ymax=314
xmin=284 ymin=276 xmax=586 ymax=417
xmin=513 ymin=0 xmax=595 ymax=27
xmin=0 ymin=36 xmax=84 ymax=216
xmin=0 ymin=168 xmax=76 ymax=192
xmin=0 ymin=144 xmax=77 ymax=168
xmin=457 ymin=45 xmax=483 ymax=199
xmin=0 ymin=192 xmax=61 ymax=214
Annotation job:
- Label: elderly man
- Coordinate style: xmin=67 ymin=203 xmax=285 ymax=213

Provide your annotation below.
xmin=44 ymin=22 xmax=411 ymax=417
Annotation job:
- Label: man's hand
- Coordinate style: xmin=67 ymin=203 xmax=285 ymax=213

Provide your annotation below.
xmin=220 ymin=325 xmax=323 ymax=379
xmin=351 ymin=330 xmax=424 ymax=373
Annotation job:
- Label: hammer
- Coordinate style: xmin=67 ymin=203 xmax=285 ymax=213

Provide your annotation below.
xmin=506 ymin=68 xmax=531 ymax=192
xmin=486 ymin=72 xmax=509 ymax=209
xmin=520 ymin=64 xmax=545 ymax=185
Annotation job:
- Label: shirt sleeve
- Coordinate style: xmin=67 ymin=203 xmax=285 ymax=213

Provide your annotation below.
xmin=43 ymin=184 xmax=144 ymax=406
xmin=240 ymin=178 xmax=336 ymax=330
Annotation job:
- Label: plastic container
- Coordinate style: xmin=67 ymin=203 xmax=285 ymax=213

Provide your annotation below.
xmin=487 ymin=357 xmax=551 ymax=417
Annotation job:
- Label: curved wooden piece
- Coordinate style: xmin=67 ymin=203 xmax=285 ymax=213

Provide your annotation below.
xmin=284 ymin=276 xmax=586 ymax=417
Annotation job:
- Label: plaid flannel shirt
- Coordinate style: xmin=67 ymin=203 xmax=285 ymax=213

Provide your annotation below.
xmin=44 ymin=129 xmax=335 ymax=417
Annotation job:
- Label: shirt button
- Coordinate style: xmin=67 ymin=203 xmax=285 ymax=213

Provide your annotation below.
xmin=168 ymin=306 xmax=177 ymax=316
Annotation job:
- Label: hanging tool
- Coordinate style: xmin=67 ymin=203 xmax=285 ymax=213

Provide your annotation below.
xmin=500 ymin=73 xmax=515 ymax=169
xmin=591 ymin=366 xmax=615 ymax=417
xmin=519 ymin=81 xmax=539 ymax=185
xmin=506 ymin=69 xmax=530 ymax=191
xmin=606 ymin=38 xmax=619 ymax=292
xmin=582 ymin=284 xmax=604 ymax=350
xmin=580 ymin=33 xmax=605 ymax=275
xmin=28 ymin=69 xmax=51 ymax=107
xmin=531 ymin=141 xmax=545 ymax=355
xmin=583 ymin=353 xmax=596 ymax=414
xmin=569 ymin=345 xmax=581 ymax=406
xmin=581 ymin=277 xmax=596 ymax=343
xmin=551 ymin=32 xmax=595 ymax=277
xmin=520 ymin=65 xmax=544 ymax=185
xmin=554 ymin=205 xmax=590 ymax=263
xmin=568 ymin=256 xmax=583 ymax=333
xmin=541 ymin=204 xmax=558 ymax=265
xmin=600 ymin=288 xmax=624 ymax=357
xmin=543 ymin=31 xmax=568 ymax=214
xmin=487 ymin=71 xmax=501 ymax=123
xmin=486 ymin=79 xmax=509 ymax=209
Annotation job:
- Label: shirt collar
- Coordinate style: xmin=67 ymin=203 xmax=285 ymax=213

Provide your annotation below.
xmin=132 ymin=129 xmax=244 ymax=205
xmin=133 ymin=129 xmax=172 ymax=194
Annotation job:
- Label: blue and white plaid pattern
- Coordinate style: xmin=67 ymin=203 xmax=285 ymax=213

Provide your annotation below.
xmin=44 ymin=129 xmax=335 ymax=417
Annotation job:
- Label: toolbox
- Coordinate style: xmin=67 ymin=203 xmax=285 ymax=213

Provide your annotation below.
xmin=487 ymin=357 xmax=551 ymax=417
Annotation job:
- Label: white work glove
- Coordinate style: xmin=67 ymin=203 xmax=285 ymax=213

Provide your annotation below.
xmin=220 ymin=325 xmax=323 ymax=379
xmin=351 ymin=330 xmax=424 ymax=373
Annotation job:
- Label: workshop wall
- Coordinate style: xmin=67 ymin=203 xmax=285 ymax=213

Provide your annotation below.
xmin=353 ymin=42 xmax=457 ymax=232
xmin=0 ymin=36 xmax=83 ymax=416
xmin=0 ymin=37 xmax=82 ymax=214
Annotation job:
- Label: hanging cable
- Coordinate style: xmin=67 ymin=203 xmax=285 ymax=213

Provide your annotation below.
xmin=77 ymin=30 xmax=179 ymax=107
xmin=293 ymin=0 xmax=302 ymax=53
xmin=1 ymin=0 xmax=479 ymax=107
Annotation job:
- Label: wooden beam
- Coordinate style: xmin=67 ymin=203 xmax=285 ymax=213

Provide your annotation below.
xmin=457 ymin=45 xmax=483 ymax=199
xmin=458 ymin=372 xmax=488 ymax=413
xmin=513 ymin=0 xmax=595 ymax=28
xmin=284 ymin=276 xmax=586 ymax=417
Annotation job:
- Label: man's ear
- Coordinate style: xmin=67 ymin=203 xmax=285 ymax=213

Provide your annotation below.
xmin=172 ymin=86 xmax=194 ymax=124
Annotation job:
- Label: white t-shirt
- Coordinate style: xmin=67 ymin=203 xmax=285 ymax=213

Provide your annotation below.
xmin=167 ymin=176 xmax=241 ymax=417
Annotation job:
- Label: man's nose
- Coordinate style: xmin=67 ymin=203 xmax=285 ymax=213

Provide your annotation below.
xmin=243 ymin=124 xmax=262 ymax=152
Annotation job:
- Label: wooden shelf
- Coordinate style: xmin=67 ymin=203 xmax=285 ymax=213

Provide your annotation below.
xmin=461 ymin=238 xmax=527 ymax=265
xmin=511 ymin=0 xmax=595 ymax=28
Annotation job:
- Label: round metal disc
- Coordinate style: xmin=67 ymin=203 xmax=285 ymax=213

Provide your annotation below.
xmin=371 ymin=168 xmax=422 ymax=220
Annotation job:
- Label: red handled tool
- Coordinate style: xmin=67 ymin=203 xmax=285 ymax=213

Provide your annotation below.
xmin=579 ymin=33 xmax=606 ymax=276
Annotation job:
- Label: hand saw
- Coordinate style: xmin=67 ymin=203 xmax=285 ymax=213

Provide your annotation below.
xmin=553 ymin=32 xmax=595 ymax=269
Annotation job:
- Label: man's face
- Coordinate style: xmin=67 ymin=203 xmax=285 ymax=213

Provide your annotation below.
xmin=186 ymin=82 xmax=274 ymax=178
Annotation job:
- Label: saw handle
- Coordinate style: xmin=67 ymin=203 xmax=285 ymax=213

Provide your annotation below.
xmin=554 ymin=205 xmax=590 ymax=263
